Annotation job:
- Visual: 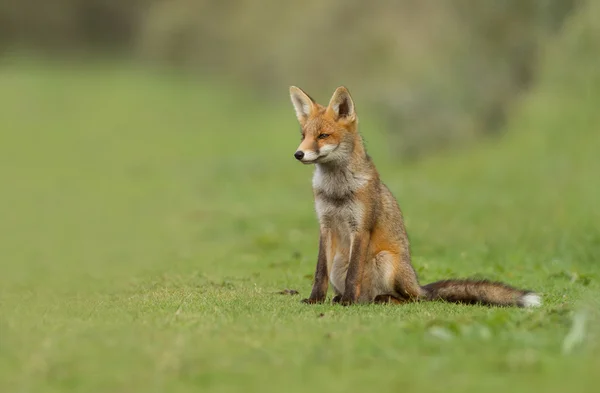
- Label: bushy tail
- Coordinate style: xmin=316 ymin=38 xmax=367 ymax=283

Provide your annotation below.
xmin=421 ymin=279 xmax=541 ymax=308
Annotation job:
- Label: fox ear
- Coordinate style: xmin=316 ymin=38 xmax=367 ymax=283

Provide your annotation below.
xmin=289 ymin=86 xmax=316 ymax=124
xmin=327 ymin=86 xmax=355 ymax=122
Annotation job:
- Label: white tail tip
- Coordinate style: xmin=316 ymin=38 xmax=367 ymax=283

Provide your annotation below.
xmin=519 ymin=293 xmax=542 ymax=308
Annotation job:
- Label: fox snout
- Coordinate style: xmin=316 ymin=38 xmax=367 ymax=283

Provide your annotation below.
xmin=294 ymin=148 xmax=319 ymax=164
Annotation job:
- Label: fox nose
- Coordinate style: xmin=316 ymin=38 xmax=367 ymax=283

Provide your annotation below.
xmin=294 ymin=151 xmax=304 ymax=160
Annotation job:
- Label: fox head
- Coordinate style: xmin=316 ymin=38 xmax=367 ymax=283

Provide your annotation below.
xmin=289 ymin=86 xmax=357 ymax=165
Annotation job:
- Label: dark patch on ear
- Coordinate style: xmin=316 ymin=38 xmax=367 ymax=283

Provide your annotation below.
xmin=292 ymin=96 xmax=307 ymax=111
xmin=338 ymin=98 xmax=351 ymax=118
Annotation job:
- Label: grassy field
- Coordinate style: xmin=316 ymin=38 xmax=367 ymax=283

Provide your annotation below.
xmin=0 ymin=28 xmax=599 ymax=392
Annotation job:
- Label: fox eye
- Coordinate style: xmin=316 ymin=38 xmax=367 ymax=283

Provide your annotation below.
xmin=318 ymin=133 xmax=330 ymax=139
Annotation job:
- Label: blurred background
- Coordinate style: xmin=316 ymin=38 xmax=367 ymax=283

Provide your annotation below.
xmin=0 ymin=0 xmax=584 ymax=160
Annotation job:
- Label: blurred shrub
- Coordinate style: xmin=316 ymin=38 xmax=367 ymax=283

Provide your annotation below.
xmin=0 ymin=0 xmax=148 ymax=53
xmin=0 ymin=0 xmax=582 ymax=160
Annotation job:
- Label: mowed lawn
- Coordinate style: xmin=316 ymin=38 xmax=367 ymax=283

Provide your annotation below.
xmin=0 ymin=57 xmax=598 ymax=393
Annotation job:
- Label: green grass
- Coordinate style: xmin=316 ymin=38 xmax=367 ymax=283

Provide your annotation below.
xmin=0 ymin=38 xmax=599 ymax=392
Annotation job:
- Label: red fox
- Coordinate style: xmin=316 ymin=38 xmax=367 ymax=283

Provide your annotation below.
xmin=289 ymin=85 xmax=541 ymax=307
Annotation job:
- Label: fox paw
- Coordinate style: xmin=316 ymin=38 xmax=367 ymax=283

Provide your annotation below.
xmin=337 ymin=295 xmax=357 ymax=306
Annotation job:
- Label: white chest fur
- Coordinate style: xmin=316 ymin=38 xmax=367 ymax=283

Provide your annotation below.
xmin=312 ymin=164 xmax=369 ymax=199
xmin=312 ymin=165 xmax=368 ymax=232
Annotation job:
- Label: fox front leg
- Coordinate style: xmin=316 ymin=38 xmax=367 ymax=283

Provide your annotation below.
xmin=302 ymin=232 xmax=329 ymax=304
xmin=339 ymin=231 xmax=368 ymax=306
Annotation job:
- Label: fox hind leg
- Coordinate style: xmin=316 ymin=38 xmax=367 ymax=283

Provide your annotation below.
xmin=371 ymin=251 xmax=424 ymax=302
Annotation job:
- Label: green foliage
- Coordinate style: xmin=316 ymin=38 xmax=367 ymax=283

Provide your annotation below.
xmin=136 ymin=0 xmax=579 ymax=159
